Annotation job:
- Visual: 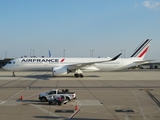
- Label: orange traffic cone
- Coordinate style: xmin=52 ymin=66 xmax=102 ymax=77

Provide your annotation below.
xmin=19 ymin=95 xmax=24 ymax=100
xmin=75 ymin=103 xmax=78 ymax=110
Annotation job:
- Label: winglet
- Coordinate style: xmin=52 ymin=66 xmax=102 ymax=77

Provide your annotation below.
xmin=110 ymin=53 xmax=122 ymax=61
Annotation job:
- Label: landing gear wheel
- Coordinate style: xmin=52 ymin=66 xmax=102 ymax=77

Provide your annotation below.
xmin=74 ymin=73 xmax=79 ymax=78
xmin=74 ymin=73 xmax=83 ymax=78
xmin=80 ymin=74 xmax=83 ymax=78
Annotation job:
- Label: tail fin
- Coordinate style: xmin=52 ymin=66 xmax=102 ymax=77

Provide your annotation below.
xmin=130 ymin=39 xmax=152 ymax=59
xmin=48 ymin=50 xmax=52 ymax=58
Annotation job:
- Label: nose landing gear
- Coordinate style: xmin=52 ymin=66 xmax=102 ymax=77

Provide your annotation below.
xmin=12 ymin=71 xmax=15 ymax=77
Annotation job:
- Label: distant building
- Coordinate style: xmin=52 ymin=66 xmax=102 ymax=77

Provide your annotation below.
xmin=139 ymin=62 xmax=160 ymax=69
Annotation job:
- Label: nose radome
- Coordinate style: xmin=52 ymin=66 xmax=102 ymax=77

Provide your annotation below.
xmin=2 ymin=65 xmax=7 ymax=70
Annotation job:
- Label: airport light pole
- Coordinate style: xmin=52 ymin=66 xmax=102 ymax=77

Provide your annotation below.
xmin=5 ymin=51 xmax=7 ymax=58
xmin=33 ymin=50 xmax=35 ymax=57
xmin=30 ymin=49 xmax=32 ymax=57
xmin=90 ymin=49 xmax=94 ymax=58
xmin=120 ymin=49 xmax=126 ymax=58
xmin=121 ymin=49 xmax=123 ymax=58
xmin=63 ymin=49 xmax=66 ymax=58
xmin=92 ymin=49 xmax=94 ymax=58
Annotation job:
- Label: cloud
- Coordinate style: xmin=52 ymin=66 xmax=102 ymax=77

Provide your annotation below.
xmin=135 ymin=4 xmax=138 ymax=7
xmin=143 ymin=0 xmax=160 ymax=10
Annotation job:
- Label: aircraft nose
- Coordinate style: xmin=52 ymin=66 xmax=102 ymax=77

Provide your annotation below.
xmin=2 ymin=65 xmax=6 ymax=69
xmin=2 ymin=65 xmax=7 ymax=70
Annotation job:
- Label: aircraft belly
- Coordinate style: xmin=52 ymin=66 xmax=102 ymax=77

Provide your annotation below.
xmin=95 ymin=63 xmax=120 ymax=71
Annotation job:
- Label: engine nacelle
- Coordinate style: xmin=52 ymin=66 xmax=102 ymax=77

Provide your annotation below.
xmin=52 ymin=66 xmax=68 ymax=76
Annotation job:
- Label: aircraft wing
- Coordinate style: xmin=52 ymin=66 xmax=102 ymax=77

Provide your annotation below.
xmin=66 ymin=53 xmax=122 ymax=70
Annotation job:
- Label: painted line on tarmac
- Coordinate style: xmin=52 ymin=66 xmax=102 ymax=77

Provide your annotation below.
xmin=68 ymin=109 xmax=80 ymax=120
xmin=0 ymin=90 xmax=24 ymax=104
xmin=145 ymin=90 xmax=160 ymax=108
xmin=23 ymin=92 xmax=40 ymax=99
xmin=133 ymin=90 xmax=147 ymax=120
xmin=31 ymin=104 xmax=65 ymax=120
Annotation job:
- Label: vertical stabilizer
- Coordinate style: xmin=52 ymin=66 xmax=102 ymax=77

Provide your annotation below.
xmin=130 ymin=39 xmax=152 ymax=59
xmin=48 ymin=50 xmax=52 ymax=58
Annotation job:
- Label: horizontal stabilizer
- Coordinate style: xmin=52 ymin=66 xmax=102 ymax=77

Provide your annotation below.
xmin=133 ymin=60 xmax=154 ymax=64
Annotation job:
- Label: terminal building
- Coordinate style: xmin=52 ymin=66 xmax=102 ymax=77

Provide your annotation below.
xmin=138 ymin=62 xmax=160 ymax=69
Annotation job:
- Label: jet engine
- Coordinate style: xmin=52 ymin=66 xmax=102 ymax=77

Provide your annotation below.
xmin=52 ymin=66 xmax=69 ymax=76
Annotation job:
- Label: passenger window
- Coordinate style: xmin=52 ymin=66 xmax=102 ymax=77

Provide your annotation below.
xmin=48 ymin=92 xmax=52 ymax=95
xmin=48 ymin=91 xmax=56 ymax=95
xmin=13 ymin=61 xmax=15 ymax=64
xmin=8 ymin=62 xmax=12 ymax=64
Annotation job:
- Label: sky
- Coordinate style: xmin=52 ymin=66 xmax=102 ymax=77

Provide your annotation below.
xmin=0 ymin=0 xmax=160 ymax=60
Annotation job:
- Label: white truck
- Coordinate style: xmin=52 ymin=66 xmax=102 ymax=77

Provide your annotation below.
xmin=39 ymin=89 xmax=76 ymax=102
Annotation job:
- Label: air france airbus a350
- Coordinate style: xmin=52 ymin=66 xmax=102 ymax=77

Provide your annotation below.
xmin=3 ymin=39 xmax=152 ymax=78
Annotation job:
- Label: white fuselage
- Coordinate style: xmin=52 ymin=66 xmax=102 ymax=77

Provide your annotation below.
xmin=3 ymin=57 xmax=142 ymax=72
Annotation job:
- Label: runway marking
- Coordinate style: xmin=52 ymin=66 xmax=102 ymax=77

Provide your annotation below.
xmin=31 ymin=104 xmax=65 ymax=120
xmin=22 ymin=92 xmax=40 ymax=99
xmin=125 ymin=114 xmax=129 ymax=120
xmin=145 ymin=90 xmax=160 ymax=108
xmin=0 ymin=90 xmax=24 ymax=104
xmin=133 ymin=90 xmax=147 ymax=120
xmin=0 ymin=78 xmax=22 ymax=87
xmin=76 ymin=100 xmax=103 ymax=106
xmin=68 ymin=109 xmax=80 ymax=120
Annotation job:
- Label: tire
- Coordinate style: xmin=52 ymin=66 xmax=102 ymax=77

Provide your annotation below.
xmin=41 ymin=97 xmax=47 ymax=102
xmin=48 ymin=101 xmax=52 ymax=105
xmin=74 ymin=73 xmax=79 ymax=78
xmin=80 ymin=74 xmax=83 ymax=78
xmin=58 ymin=101 xmax=62 ymax=105
xmin=66 ymin=97 xmax=70 ymax=101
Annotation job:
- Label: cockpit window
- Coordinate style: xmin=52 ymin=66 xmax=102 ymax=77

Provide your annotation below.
xmin=8 ymin=62 xmax=12 ymax=64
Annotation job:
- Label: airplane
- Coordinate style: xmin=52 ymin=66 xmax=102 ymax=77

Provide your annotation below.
xmin=3 ymin=39 xmax=152 ymax=78
xmin=2 ymin=53 xmax=122 ymax=77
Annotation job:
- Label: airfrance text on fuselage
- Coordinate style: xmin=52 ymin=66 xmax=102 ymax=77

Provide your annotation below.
xmin=21 ymin=59 xmax=59 ymax=62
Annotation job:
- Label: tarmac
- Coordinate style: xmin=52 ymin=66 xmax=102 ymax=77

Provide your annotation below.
xmin=0 ymin=69 xmax=160 ymax=120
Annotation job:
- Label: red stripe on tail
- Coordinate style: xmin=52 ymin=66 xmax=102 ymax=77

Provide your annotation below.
xmin=138 ymin=47 xmax=149 ymax=58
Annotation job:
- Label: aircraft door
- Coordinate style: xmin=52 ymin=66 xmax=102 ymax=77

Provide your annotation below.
xmin=15 ymin=60 xmax=21 ymax=66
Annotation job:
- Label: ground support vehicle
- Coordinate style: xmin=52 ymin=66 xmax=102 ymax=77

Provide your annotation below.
xmin=39 ymin=89 xmax=76 ymax=102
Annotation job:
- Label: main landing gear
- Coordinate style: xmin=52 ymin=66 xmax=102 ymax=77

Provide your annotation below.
xmin=74 ymin=73 xmax=83 ymax=78
xmin=74 ymin=69 xmax=83 ymax=78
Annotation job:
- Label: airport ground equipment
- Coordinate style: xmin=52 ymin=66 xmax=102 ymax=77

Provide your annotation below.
xmin=48 ymin=95 xmax=69 ymax=105
xmin=39 ymin=89 xmax=76 ymax=102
